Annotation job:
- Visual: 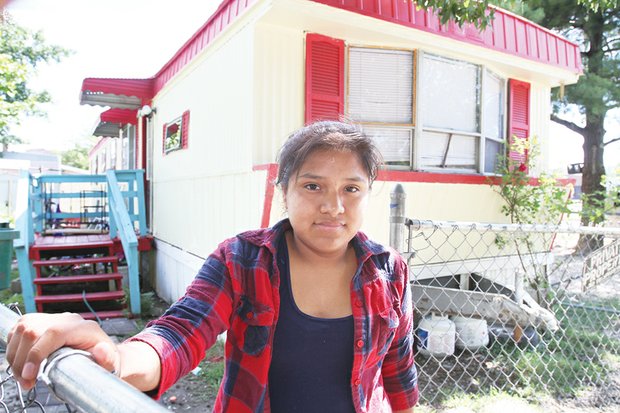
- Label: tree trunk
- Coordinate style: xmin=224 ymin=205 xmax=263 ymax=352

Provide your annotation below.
xmin=577 ymin=10 xmax=607 ymax=250
xmin=581 ymin=119 xmax=606 ymax=225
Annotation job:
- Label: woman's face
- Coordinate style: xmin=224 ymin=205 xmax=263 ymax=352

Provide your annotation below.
xmin=284 ymin=148 xmax=370 ymax=258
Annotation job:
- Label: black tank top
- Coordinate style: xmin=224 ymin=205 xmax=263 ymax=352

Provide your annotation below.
xmin=268 ymin=236 xmax=355 ymax=413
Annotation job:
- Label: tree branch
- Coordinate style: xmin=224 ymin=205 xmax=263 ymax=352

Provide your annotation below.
xmin=551 ymin=115 xmax=586 ymax=135
xmin=604 ymin=137 xmax=620 ymax=146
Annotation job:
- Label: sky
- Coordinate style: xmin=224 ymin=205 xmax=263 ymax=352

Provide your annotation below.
xmin=4 ymin=0 xmax=220 ymax=151
xmin=3 ymin=0 xmax=619 ymax=175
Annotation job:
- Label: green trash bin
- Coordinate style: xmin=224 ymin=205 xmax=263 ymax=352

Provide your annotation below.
xmin=0 ymin=223 xmax=20 ymax=290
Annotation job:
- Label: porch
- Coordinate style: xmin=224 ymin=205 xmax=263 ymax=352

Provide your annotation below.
xmin=13 ymin=169 xmax=152 ymax=318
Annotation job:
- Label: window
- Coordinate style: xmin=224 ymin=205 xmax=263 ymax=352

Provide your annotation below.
xmin=419 ymin=53 xmax=482 ymax=172
xmin=345 ymin=48 xmax=505 ymax=173
xmin=348 ymin=47 xmax=414 ymax=167
xmin=163 ymin=117 xmax=182 ymax=153
xmin=162 ymin=110 xmax=190 ymax=155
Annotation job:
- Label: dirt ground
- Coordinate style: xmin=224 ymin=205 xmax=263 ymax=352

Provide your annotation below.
xmin=159 ymin=371 xmax=218 ymax=412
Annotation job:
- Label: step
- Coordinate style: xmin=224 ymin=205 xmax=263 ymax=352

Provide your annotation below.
xmin=34 ymin=290 xmax=125 ymax=304
xmin=33 ymin=256 xmax=118 ymax=267
xmin=79 ymin=310 xmax=127 ymax=321
xmin=33 ymin=234 xmax=114 ymax=251
xmin=33 ymin=273 xmax=123 ymax=285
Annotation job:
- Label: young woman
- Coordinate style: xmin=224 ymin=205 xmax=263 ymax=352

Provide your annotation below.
xmin=7 ymin=121 xmax=419 ymax=412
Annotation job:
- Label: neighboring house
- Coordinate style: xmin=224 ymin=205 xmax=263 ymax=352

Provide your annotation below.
xmin=77 ymin=0 xmax=581 ymax=302
xmin=1 ymin=150 xmax=87 ymax=222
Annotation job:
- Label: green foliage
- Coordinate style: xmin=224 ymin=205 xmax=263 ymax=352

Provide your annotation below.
xmin=493 ymin=136 xmax=571 ymax=225
xmin=0 ymin=15 xmax=70 ymax=150
xmin=496 ymin=0 xmax=619 ymax=119
xmin=61 ymin=144 xmax=90 ymax=170
xmin=578 ymin=176 xmax=620 ymax=224
xmin=199 ymin=340 xmax=225 ymax=388
xmin=0 ymin=269 xmax=24 ymax=313
xmin=414 ymin=0 xmax=495 ymax=29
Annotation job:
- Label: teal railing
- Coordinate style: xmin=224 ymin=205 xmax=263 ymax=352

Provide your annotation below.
xmin=14 ymin=169 xmax=147 ymax=316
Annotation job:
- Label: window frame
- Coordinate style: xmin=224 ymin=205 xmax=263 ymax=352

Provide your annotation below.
xmin=163 ymin=116 xmax=183 ymax=155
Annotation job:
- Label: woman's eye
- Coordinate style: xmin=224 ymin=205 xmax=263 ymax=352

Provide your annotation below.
xmin=345 ymin=186 xmax=360 ymax=193
xmin=304 ymin=183 xmax=320 ymax=191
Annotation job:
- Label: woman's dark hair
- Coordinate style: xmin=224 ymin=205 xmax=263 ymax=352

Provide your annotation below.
xmin=276 ymin=120 xmax=383 ymax=190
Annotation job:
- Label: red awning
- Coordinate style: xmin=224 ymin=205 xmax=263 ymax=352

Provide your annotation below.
xmin=92 ymin=108 xmax=138 ymax=137
xmin=100 ymin=108 xmax=138 ymax=125
xmin=80 ymin=78 xmax=154 ymax=109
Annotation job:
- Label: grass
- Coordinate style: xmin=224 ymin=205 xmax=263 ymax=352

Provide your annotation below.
xmin=198 ymin=339 xmax=225 ymax=389
xmin=415 ymin=390 xmax=547 ymax=412
xmin=485 ymin=296 xmax=620 ymax=399
xmin=0 ymin=268 xmax=24 ymax=313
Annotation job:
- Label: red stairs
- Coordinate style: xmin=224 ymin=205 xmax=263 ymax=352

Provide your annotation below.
xmin=30 ymin=234 xmax=127 ymax=320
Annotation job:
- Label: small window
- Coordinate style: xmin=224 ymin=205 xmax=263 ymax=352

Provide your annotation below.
xmin=163 ymin=117 xmax=183 ymax=154
xmin=162 ymin=110 xmax=190 ymax=155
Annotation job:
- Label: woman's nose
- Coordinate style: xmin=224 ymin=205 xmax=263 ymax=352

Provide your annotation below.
xmin=320 ymin=192 xmax=344 ymax=216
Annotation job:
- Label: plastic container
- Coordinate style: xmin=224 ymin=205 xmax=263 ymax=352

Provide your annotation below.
xmin=0 ymin=224 xmax=19 ymax=290
xmin=416 ymin=313 xmax=455 ymax=357
xmin=453 ymin=316 xmax=489 ymax=350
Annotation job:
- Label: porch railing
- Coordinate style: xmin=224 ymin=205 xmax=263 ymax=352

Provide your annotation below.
xmin=13 ymin=170 xmax=147 ymax=315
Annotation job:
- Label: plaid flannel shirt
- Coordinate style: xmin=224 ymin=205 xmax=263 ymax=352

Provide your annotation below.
xmin=130 ymin=219 xmax=419 ymax=412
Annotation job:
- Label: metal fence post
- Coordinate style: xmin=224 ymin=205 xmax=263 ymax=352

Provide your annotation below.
xmin=389 ymin=184 xmax=406 ymax=252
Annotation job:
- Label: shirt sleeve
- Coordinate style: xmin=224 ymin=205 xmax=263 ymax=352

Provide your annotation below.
xmin=127 ymin=240 xmax=235 ymax=399
xmin=381 ymin=254 xmax=419 ymax=410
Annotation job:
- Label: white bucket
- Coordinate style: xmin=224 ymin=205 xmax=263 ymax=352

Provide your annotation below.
xmin=416 ymin=314 xmax=455 ymax=357
xmin=453 ymin=316 xmax=489 ymax=350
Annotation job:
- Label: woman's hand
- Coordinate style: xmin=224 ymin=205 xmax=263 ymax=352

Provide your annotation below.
xmin=6 ymin=312 xmax=119 ymax=390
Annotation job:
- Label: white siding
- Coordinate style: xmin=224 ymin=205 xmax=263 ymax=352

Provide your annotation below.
xmin=253 ymin=23 xmax=305 ymax=165
xmin=150 ymin=24 xmax=263 ymax=258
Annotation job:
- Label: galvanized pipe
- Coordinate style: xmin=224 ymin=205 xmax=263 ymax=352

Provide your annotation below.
xmin=0 ymin=305 xmax=169 ymax=413
xmin=389 ymin=184 xmax=406 ymax=253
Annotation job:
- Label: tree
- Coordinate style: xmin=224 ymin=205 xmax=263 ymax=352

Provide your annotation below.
xmin=0 ymin=14 xmax=69 ymax=152
xmin=495 ymin=0 xmax=619 ymax=226
xmin=61 ymin=145 xmax=90 ymax=170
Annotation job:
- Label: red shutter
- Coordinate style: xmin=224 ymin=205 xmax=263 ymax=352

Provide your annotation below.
xmin=162 ymin=122 xmax=168 ymax=155
xmin=305 ymin=33 xmax=344 ymax=123
xmin=508 ymin=79 xmax=530 ymax=169
xmin=181 ymin=110 xmax=190 ymax=149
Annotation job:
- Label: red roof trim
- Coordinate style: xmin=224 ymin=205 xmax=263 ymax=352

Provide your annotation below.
xmin=100 ymin=108 xmax=138 ymax=125
xmin=310 ymin=0 xmax=582 ymax=73
xmin=152 ymin=0 xmax=258 ymax=95
xmin=81 ymin=0 xmax=581 ymax=107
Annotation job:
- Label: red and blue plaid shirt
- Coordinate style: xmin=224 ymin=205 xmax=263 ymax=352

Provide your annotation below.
xmin=131 ymin=219 xmax=419 ymax=412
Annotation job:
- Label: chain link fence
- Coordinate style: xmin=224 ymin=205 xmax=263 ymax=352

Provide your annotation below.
xmin=401 ymin=218 xmax=620 ymax=407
